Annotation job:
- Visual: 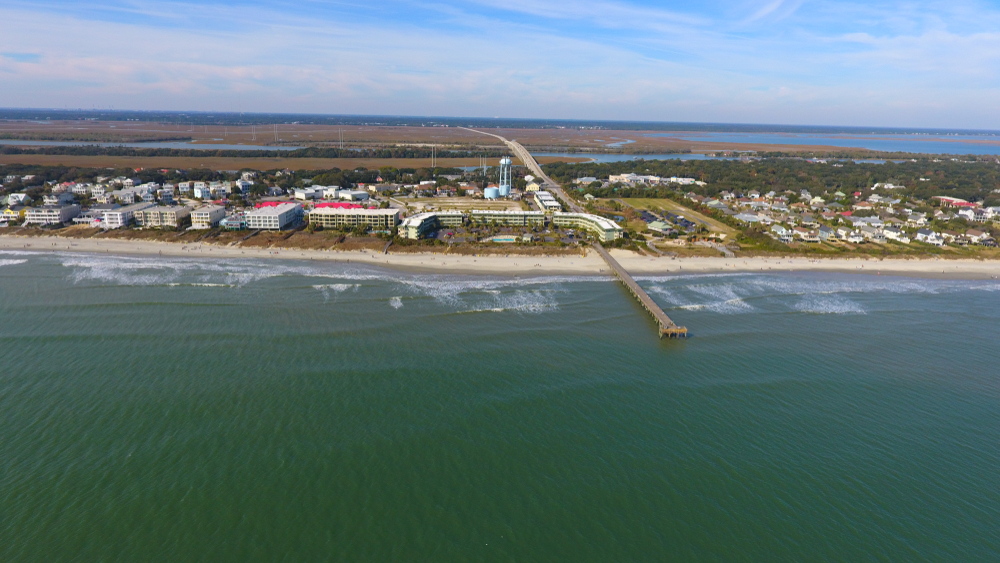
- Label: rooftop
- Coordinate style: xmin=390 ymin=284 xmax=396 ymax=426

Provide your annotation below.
xmin=310 ymin=207 xmax=399 ymax=216
xmin=247 ymin=203 xmax=300 ymax=216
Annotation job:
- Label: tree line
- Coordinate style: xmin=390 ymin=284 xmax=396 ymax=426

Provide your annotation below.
xmin=544 ymin=158 xmax=1000 ymax=205
xmin=0 ymin=146 xmax=509 ymax=159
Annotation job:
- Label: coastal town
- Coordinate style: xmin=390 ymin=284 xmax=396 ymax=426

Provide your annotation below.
xmin=0 ymin=164 xmax=629 ymax=248
xmin=3 ymin=156 xmax=999 ymax=260
xmin=572 ymin=171 xmax=1000 ymax=250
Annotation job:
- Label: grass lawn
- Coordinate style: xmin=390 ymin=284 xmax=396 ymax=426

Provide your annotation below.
xmin=621 ymin=198 xmax=737 ymax=236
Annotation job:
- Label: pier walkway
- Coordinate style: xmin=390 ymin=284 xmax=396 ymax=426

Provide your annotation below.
xmin=592 ymin=244 xmax=688 ymax=338
xmin=460 ymin=126 xmax=687 ymax=338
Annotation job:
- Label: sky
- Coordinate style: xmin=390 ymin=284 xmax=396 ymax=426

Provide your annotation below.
xmin=1 ymin=0 xmax=1000 ymax=128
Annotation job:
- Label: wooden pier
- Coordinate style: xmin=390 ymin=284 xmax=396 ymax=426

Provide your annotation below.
xmin=592 ymin=244 xmax=688 ymax=339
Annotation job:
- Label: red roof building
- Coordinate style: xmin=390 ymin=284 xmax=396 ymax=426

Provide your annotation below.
xmin=314 ymin=202 xmax=363 ymax=209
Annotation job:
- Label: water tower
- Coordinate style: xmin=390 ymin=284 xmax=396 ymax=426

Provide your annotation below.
xmin=498 ymin=157 xmax=512 ymax=197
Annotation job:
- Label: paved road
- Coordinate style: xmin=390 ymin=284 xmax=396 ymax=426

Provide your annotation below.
xmin=459 ymin=127 xmax=584 ymax=213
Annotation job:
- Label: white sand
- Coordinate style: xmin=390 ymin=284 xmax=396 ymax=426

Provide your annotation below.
xmin=2 ymin=234 xmax=1000 ymax=279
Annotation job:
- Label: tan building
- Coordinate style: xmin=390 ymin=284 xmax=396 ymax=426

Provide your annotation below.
xmin=135 ymin=206 xmax=191 ymax=229
xmin=309 ymin=207 xmax=401 ymax=230
xmin=469 ymin=209 xmax=545 ymax=227
xmin=191 ymin=205 xmax=227 ymax=229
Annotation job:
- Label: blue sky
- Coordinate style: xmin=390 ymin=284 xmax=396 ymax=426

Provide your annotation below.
xmin=2 ymin=0 xmax=1000 ymax=127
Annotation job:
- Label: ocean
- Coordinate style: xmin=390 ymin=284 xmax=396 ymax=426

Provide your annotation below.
xmin=1 ymin=251 xmax=999 ymax=561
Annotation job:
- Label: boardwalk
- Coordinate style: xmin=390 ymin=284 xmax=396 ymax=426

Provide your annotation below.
xmin=592 ymin=244 xmax=688 ymax=338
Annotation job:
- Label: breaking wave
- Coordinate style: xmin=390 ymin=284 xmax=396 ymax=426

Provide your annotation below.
xmin=313 ymin=284 xmax=359 ymax=302
xmin=45 ymin=252 xmax=1000 ymax=318
xmin=793 ymin=294 xmax=867 ymax=315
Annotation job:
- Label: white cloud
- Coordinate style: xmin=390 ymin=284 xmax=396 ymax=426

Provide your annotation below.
xmin=1 ymin=0 xmax=1000 ymax=127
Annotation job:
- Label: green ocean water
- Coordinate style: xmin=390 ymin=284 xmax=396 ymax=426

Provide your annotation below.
xmin=1 ymin=251 xmax=998 ymax=562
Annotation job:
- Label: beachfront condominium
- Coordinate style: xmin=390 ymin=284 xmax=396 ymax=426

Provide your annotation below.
xmin=552 ymin=212 xmax=624 ymax=242
xmin=24 ymin=204 xmax=82 ymax=225
xmin=245 ymin=203 xmax=302 ymax=230
xmin=309 ymin=207 xmax=401 ymax=231
xmin=469 ymin=209 xmax=545 ymax=227
xmin=134 ymin=206 xmax=192 ymax=229
xmin=191 ymin=205 xmax=227 ymax=229
xmin=400 ymin=211 xmax=465 ymax=239
xmin=101 ymin=202 xmax=156 ymax=229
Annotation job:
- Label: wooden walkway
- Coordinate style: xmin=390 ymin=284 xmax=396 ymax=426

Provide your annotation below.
xmin=592 ymin=244 xmax=688 ymax=338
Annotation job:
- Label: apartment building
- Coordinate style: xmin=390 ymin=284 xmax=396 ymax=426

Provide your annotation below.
xmin=134 ymin=206 xmax=191 ymax=229
xmin=25 ymin=204 xmax=81 ymax=225
xmin=245 ymin=203 xmax=301 ymax=230
xmin=191 ymin=205 xmax=227 ymax=229
xmin=102 ymin=202 xmax=156 ymax=229
xmin=308 ymin=207 xmax=401 ymax=230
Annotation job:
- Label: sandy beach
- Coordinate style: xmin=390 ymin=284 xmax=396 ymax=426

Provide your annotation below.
xmin=2 ymin=234 xmax=1000 ymax=279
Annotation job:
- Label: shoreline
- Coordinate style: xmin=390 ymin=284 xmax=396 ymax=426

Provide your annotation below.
xmin=2 ymin=234 xmax=1000 ymax=280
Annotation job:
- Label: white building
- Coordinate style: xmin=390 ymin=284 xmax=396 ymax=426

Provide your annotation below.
xmin=25 ymin=204 xmax=81 ymax=225
xmin=916 ymin=229 xmax=945 ymax=246
xmin=101 ymin=202 xmax=156 ymax=229
xmin=42 ymin=192 xmax=73 ymax=205
xmin=293 ymin=188 xmax=320 ymax=201
xmin=533 ymin=191 xmax=562 ymax=212
xmin=339 ymin=190 xmax=370 ymax=202
xmin=884 ymin=227 xmax=911 ymax=244
xmin=551 ymin=212 xmax=623 ymax=242
xmin=245 ymin=203 xmax=302 ymax=230
xmin=8 ymin=193 xmax=31 ymax=205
